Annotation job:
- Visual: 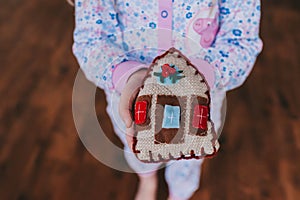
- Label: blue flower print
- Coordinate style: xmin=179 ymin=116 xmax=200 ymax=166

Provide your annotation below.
xmin=219 ymin=50 xmax=229 ymax=57
xmin=96 ymin=19 xmax=102 ymax=24
xmin=228 ymin=38 xmax=240 ymax=46
xmin=107 ymin=34 xmax=117 ymax=42
xmin=232 ymin=29 xmax=242 ymax=36
xmin=149 ymin=22 xmax=156 ymax=29
xmin=109 ymin=13 xmax=115 ymax=20
xmin=204 ymin=55 xmax=212 ymax=63
xmin=186 ymin=12 xmax=193 ymax=19
xmin=220 ymin=7 xmax=230 ymax=15
xmin=140 ymin=55 xmax=145 ymax=61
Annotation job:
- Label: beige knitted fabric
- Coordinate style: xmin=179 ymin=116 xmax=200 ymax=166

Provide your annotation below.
xmin=133 ymin=48 xmax=219 ymax=162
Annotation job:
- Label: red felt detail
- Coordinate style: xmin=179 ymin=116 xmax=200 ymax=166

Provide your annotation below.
xmin=192 ymin=105 xmax=208 ymax=130
xmin=161 ymin=64 xmax=176 ymax=78
xmin=134 ymin=101 xmax=148 ymax=124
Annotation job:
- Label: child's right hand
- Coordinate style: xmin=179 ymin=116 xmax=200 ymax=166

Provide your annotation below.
xmin=119 ymin=68 xmax=148 ymax=149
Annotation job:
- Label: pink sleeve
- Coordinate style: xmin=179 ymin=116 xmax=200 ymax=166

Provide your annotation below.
xmin=112 ymin=61 xmax=148 ymax=94
xmin=112 ymin=59 xmax=215 ymax=93
xmin=189 ymin=58 xmax=215 ymax=89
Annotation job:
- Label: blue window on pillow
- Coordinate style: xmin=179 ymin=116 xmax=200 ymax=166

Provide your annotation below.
xmin=162 ymin=105 xmax=180 ymax=129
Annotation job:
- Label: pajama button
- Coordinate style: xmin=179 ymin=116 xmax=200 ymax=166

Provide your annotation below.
xmin=161 ymin=10 xmax=168 ymax=18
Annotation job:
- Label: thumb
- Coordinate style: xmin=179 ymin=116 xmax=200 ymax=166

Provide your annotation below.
xmin=126 ymin=126 xmax=135 ymax=150
xmin=119 ymin=93 xmax=133 ymax=128
xmin=119 ymin=81 xmax=140 ymax=128
xmin=119 ymin=69 xmax=147 ymax=128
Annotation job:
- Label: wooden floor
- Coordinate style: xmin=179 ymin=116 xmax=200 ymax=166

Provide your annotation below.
xmin=0 ymin=0 xmax=299 ymax=199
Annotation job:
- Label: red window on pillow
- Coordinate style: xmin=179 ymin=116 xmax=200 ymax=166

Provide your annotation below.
xmin=192 ymin=105 xmax=208 ymax=130
xmin=134 ymin=101 xmax=148 ymax=124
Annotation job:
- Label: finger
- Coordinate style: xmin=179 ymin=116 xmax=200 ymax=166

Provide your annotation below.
xmin=126 ymin=126 xmax=135 ymax=150
xmin=119 ymin=91 xmax=133 ymax=128
xmin=119 ymin=80 xmax=141 ymax=128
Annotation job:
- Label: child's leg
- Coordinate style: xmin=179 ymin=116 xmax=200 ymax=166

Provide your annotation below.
xmin=165 ymin=90 xmax=226 ymax=200
xmin=105 ymin=90 xmax=161 ymax=200
xmin=134 ymin=172 xmax=158 ymax=200
xmin=105 ymin=90 xmax=162 ymax=175
xmin=165 ymin=159 xmax=204 ymax=200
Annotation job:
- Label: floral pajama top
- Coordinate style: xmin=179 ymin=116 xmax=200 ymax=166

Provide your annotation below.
xmin=73 ymin=0 xmax=263 ymax=92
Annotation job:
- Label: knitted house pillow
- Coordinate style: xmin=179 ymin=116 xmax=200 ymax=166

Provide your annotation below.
xmin=132 ymin=48 xmax=219 ymax=162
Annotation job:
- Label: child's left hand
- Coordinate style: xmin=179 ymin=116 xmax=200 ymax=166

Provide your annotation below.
xmin=118 ymin=68 xmax=148 ymax=149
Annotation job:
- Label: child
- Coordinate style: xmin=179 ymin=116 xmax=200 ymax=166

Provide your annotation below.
xmin=72 ymin=0 xmax=263 ymax=199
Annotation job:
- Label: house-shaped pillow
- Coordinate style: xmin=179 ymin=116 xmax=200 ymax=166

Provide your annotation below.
xmin=133 ymin=48 xmax=219 ymax=162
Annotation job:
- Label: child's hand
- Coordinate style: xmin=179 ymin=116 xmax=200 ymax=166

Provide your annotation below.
xmin=119 ymin=68 xmax=148 ymax=149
